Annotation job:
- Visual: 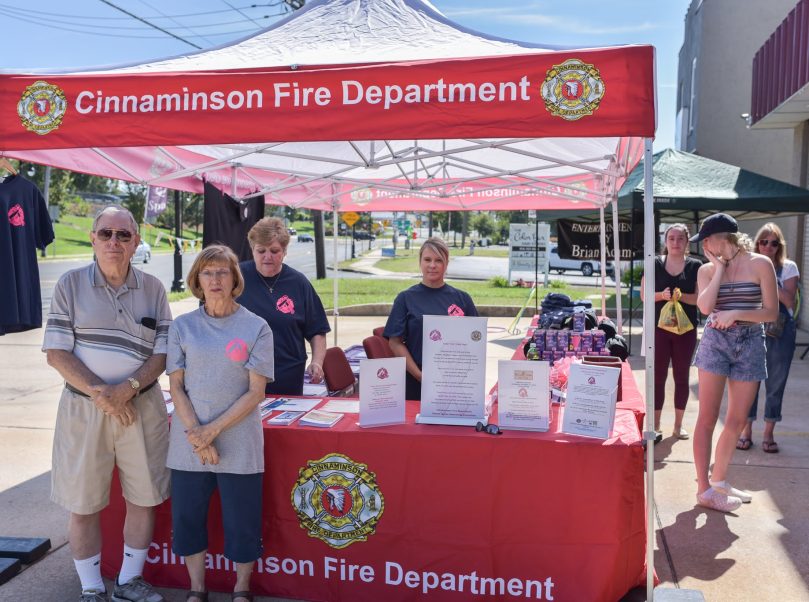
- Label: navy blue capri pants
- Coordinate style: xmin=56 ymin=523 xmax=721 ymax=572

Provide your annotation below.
xmin=171 ymin=469 xmax=263 ymax=563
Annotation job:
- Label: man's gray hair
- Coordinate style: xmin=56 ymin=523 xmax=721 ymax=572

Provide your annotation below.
xmin=92 ymin=205 xmax=139 ymax=233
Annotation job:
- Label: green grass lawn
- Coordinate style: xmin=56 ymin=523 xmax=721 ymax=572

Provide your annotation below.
xmin=311 ymin=278 xmax=601 ymax=310
xmin=168 ymin=277 xmax=604 ymax=309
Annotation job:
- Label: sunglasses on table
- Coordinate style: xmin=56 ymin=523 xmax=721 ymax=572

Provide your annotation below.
xmin=95 ymin=228 xmax=133 ymax=243
xmin=757 ymin=239 xmax=780 ymax=248
xmin=475 ymin=421 xmax=503 ymax=435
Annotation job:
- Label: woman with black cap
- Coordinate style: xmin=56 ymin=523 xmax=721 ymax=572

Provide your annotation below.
xmin=690 ymin=213 xmax=778 ymax=512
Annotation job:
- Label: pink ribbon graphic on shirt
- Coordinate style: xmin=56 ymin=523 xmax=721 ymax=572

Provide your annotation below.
xmin=8 ymin=204 xmax=25 ymax=227
xmin=225 ymin=338 xmax=249 ymax=362
xmin=447 ymin=304 xmax=465 ymax=316
xmin=277 ymin=295 xmax=295 ymax=314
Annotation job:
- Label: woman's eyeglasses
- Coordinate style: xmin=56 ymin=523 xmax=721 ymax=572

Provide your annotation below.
xmin=199 ymin=269 xmax=232 ymax=280
xmin=475 ymin=421 xmax=503 ymax=435
xmin=95 ymin=228 xmax=133 ymax=243
xmin=757 ymin=239 xmax=780 ymax=248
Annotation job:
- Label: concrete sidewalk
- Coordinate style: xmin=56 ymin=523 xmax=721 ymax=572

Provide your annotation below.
xmin=1 ymin=300 xmax=808 ymax=600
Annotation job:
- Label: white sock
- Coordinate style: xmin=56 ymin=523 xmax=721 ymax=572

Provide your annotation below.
xmin=118 ymin=544 xmax=148 ymax=585
xmin=709 ymin=479 xmax=728 ymax=490
xmin=74 ymin=553 xmax=104 ymax=593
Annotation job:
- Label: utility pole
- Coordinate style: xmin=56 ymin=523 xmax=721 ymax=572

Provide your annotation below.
xmin=313 ymin=209 xmax=326 ymax=279
xmin=171 ymin=189 xmax=185 ymax=292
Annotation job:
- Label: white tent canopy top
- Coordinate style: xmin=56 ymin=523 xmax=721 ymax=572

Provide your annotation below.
xmin=1 ymin=0 xmax=653 ymax=212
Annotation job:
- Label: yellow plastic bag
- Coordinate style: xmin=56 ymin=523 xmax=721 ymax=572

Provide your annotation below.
xmin=657 ymin=289 xmax=694 ymax=335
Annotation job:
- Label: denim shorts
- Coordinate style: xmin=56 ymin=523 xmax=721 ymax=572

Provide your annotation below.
xmin=693 ymin=323 xmax=767 ymax=381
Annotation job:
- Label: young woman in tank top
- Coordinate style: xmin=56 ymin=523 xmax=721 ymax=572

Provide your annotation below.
xmin=691 ymin=213 xmax=778 ymax=513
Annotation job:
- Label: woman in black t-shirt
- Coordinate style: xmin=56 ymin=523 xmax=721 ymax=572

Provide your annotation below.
xmin=384 ymin=237 xmax=478 ymax=401
xmin=641 ymin=224 xmax=701 ymax=441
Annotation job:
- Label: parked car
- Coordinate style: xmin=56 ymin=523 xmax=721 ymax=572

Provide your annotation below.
xmin=353 ymin=231 xmax=376 ymax=241
xmin=297 ymin=233 xmax=314 ymax=242
xmin=288 ymin=227 xmax=297 ymax=235
xmin=548 ymin=246 xmax=613 ymax=278
xmin=132 ymin=240 xmax=151 ymax=264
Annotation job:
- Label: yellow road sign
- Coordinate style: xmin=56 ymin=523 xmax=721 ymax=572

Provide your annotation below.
xmin=342 ymin=211 xmax=360 ymax=227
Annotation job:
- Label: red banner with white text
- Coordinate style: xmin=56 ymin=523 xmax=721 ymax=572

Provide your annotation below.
xmin=1 ymin=46 xmax=655 ymax=151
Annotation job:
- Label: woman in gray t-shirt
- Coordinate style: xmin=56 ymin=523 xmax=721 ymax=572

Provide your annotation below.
xmin=166 ymin=245 xmax=274 ymax=602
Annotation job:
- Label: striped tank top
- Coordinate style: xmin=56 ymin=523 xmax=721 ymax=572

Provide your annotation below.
xmin=715 ymin=281 xmax=762 ymax=311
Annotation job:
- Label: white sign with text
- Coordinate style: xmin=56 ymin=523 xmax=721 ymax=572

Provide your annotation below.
xmin=359 ymin=357 xmax=406 ymax=428
xmin=561 ymin=363 xmax=620 ymax=439
xmin=497 ymin=360 xmax=550 ymax=431
xmin=418 ymin=315 xmax=488 ymax=426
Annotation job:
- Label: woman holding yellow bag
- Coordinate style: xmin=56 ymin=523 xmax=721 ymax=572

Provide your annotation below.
xmin=641 ymin=224 xmax=700 ymax=442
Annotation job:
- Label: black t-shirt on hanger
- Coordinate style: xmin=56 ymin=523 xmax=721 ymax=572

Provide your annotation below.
xmin=0 ymin=175 xmax=54 ymax=334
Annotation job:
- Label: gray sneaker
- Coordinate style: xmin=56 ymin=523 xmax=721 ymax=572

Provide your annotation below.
xmin=80 ymin=590 xmax=107 ymax=602
xmin=111 ymin=576 xmax=164 ymax=602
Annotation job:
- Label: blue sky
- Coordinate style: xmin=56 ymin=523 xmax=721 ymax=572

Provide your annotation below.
xmin=0 ymin=0 xmax=691 ymax=150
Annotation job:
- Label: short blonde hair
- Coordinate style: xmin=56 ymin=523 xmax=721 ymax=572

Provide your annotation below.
xmin=187 ymin=245 xmax=245 ymax=300
xmin=719 ymin=232 xmax=754 ymax=253
xmin=754 ymin=222 xmax=787 ymax=268
xmin=248 ymin=217 xmax=290 ymax=249
xmin=419 ymin=237 xmax=449 ymax=264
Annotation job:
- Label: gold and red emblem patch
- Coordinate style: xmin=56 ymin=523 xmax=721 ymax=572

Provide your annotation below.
xmin=17 ymin=80 xmax=67 ymax=135
xmin=291 ymin=453 xmax=384 ymax=549
xmin=541 ymin=59 xmax=605 ymax=121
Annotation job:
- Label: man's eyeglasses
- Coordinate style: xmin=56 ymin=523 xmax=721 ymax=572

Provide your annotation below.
xmin=758 ymin=239 xmax=780 ymax=248
xmin=95 ymin=228 xmax=133 ymax=243
xmin=475 ymin=421 xmax=503 ymax=435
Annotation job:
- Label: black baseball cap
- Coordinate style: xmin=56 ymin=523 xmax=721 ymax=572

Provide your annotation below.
xmin=689 ymin=213 xmax=738 ymax=242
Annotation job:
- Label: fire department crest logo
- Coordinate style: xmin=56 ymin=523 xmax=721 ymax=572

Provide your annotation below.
xmin=17 ymin=81 xmax=67 ymax=135
xmin=540 ymin=59 xmax=605 ymax=121
xmin=291 ymin=453 xmax=384 ymax=549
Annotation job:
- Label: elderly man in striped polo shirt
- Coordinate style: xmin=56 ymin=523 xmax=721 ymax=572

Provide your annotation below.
xmin=43 ymin=205 xmax=172 ymax=602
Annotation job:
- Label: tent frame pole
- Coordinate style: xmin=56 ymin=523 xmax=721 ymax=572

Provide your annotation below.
xmin=599 ymin=205 xmax=607 ymax=317
xmin=332 ymin=202 xmax=339 ymax=347
xmin=643 ymin=138 xmax=655 ymax=601
xmin=611 ymin=199 xmax=623 ymax=333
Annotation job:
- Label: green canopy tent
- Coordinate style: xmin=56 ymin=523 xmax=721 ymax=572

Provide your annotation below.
xmin=620 ymin=148 xmax=809 ymax=221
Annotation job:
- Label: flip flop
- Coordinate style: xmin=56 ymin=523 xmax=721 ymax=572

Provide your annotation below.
xmin=762 ymin=440 xmax=779 ymax=453
xmin=736 ymin=437 xmax=753 ymax=451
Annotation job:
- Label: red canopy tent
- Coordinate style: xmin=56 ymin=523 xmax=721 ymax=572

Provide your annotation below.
xmin=0 ymin=0 xmax=659 ymax=597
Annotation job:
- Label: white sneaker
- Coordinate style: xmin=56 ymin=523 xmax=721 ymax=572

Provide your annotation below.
xmin=710 ymin=480 xmax=752 ymax=503
xmin=697 ymin=487 xmax=742 ymax=513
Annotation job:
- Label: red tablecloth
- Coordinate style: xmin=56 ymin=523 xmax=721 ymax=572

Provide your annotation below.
xmin=100 ymin=323 xmax=647 ymax=601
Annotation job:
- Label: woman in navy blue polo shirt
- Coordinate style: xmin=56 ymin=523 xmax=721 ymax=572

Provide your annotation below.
xmin=238 ymin=218 xmax=330 ymax=395
xmin=384 ymin=237 xmax=478 ymax=401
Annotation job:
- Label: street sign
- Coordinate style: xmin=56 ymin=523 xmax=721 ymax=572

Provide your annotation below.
xmin=395 ymin=219 xmax=411 ymax=230
xmin=528 ymin=210 xmax=537 ymax=219
xmin=342 ymin=211 xmax=360 ymax=227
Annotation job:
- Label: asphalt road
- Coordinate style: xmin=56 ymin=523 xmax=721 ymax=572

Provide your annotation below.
xmin=37 ymin=236 xmax=370 ymax=312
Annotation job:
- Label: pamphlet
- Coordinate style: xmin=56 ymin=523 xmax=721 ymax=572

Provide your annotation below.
xmin=302 ymin=382 xmax=329 ymax=397
xmin=418 ymin=315 xmax=488 ymax=426
xmin=497 ymin=360 xmax=550 ymax=431
xmin=359 ymin=357 xmax=406 ymax=428
xmin=259 ymin=397 xmax=287 ymax=417
xmin=266 ymin=410 xmax=305 ymax=425
xmin=300 ymin=409 xmax=344 ymax=428
xmin=276 ymin=398 xmax=322 ymax=412
xmin=561 ymin=363 xmax=620 ymax=439
xmin=320 ymin=400 xmax=361 ymax=413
